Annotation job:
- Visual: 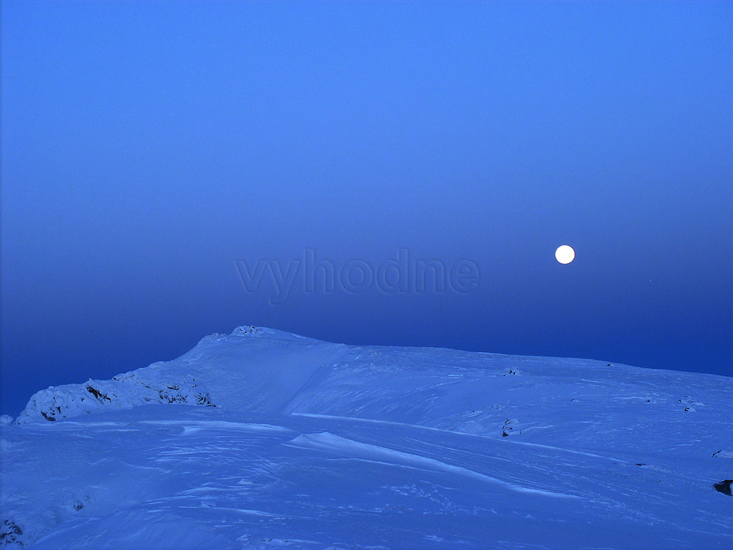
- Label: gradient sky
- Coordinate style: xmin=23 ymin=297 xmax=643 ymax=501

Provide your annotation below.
xmin=2 ymin=1 xmax=731 ymax=416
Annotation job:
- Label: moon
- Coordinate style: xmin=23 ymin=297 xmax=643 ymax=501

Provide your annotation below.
xmin=555 ymin=245 xmax=575 ymax=264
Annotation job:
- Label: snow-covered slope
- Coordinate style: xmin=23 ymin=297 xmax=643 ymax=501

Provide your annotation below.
xmin=2 ymin=326 xmax=732 ymax=549
xmin=14 ymin=326 xmax=339 ymax=423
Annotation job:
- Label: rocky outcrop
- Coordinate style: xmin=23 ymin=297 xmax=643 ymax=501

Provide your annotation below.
xmin=0 ymin=519 xmax=24 ymax=548
xmin=15 ymin=373 xmax=214 ymax=424
xmin=713 ymin=480 xmax=732 ymax=496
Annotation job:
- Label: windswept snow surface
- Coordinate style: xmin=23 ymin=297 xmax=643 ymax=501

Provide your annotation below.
xmin=2 ymin=326 xmax=732 ymax=549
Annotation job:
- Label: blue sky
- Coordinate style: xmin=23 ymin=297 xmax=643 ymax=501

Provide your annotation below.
xmin=2 ymin=1 xmax=731 ymax=416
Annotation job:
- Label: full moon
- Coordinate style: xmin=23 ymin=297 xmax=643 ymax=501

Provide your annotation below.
xmin=555 ymin=245 xmax=575 ymax=264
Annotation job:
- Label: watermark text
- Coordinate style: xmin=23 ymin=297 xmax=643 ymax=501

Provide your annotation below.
xmin=236 ymin=248 xmax=479 ymax=304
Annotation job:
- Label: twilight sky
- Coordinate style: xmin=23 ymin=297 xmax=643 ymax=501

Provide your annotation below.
xmin=2 ymin=1 xmax=731 ymax=416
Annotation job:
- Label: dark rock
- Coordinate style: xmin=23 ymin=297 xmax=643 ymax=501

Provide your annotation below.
xmin=158 ymin=389 xmax=186 ymax=404
xmin=86 ymin=385 xmax=111 ymax=403
xmin=1 ymin=519 xmax=24 ymax=547
xmin=713 ymin=480 xmax=732 ymax=496
xmin=197 ymin=394 xmax=213 ymax=406
xmin=501 ymin=418 xmax=518 ymax=437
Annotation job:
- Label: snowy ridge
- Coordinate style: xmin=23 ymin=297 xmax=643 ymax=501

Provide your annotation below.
xmin=15 ymin=372 xmax=213 ymax=424
xmin=13 ymin=325 xmax=733 ymax=451
xmin=14 ymin=326 xmax=325 ymax=424
xmin=3 ymin=326 xmax=733 ymax=549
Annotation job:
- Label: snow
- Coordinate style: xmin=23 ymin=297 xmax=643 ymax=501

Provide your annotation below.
xmin=285 ymin=432 xmax=578 ymax=498
xmin=2 ymin=325 xmax=732 ymax=549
